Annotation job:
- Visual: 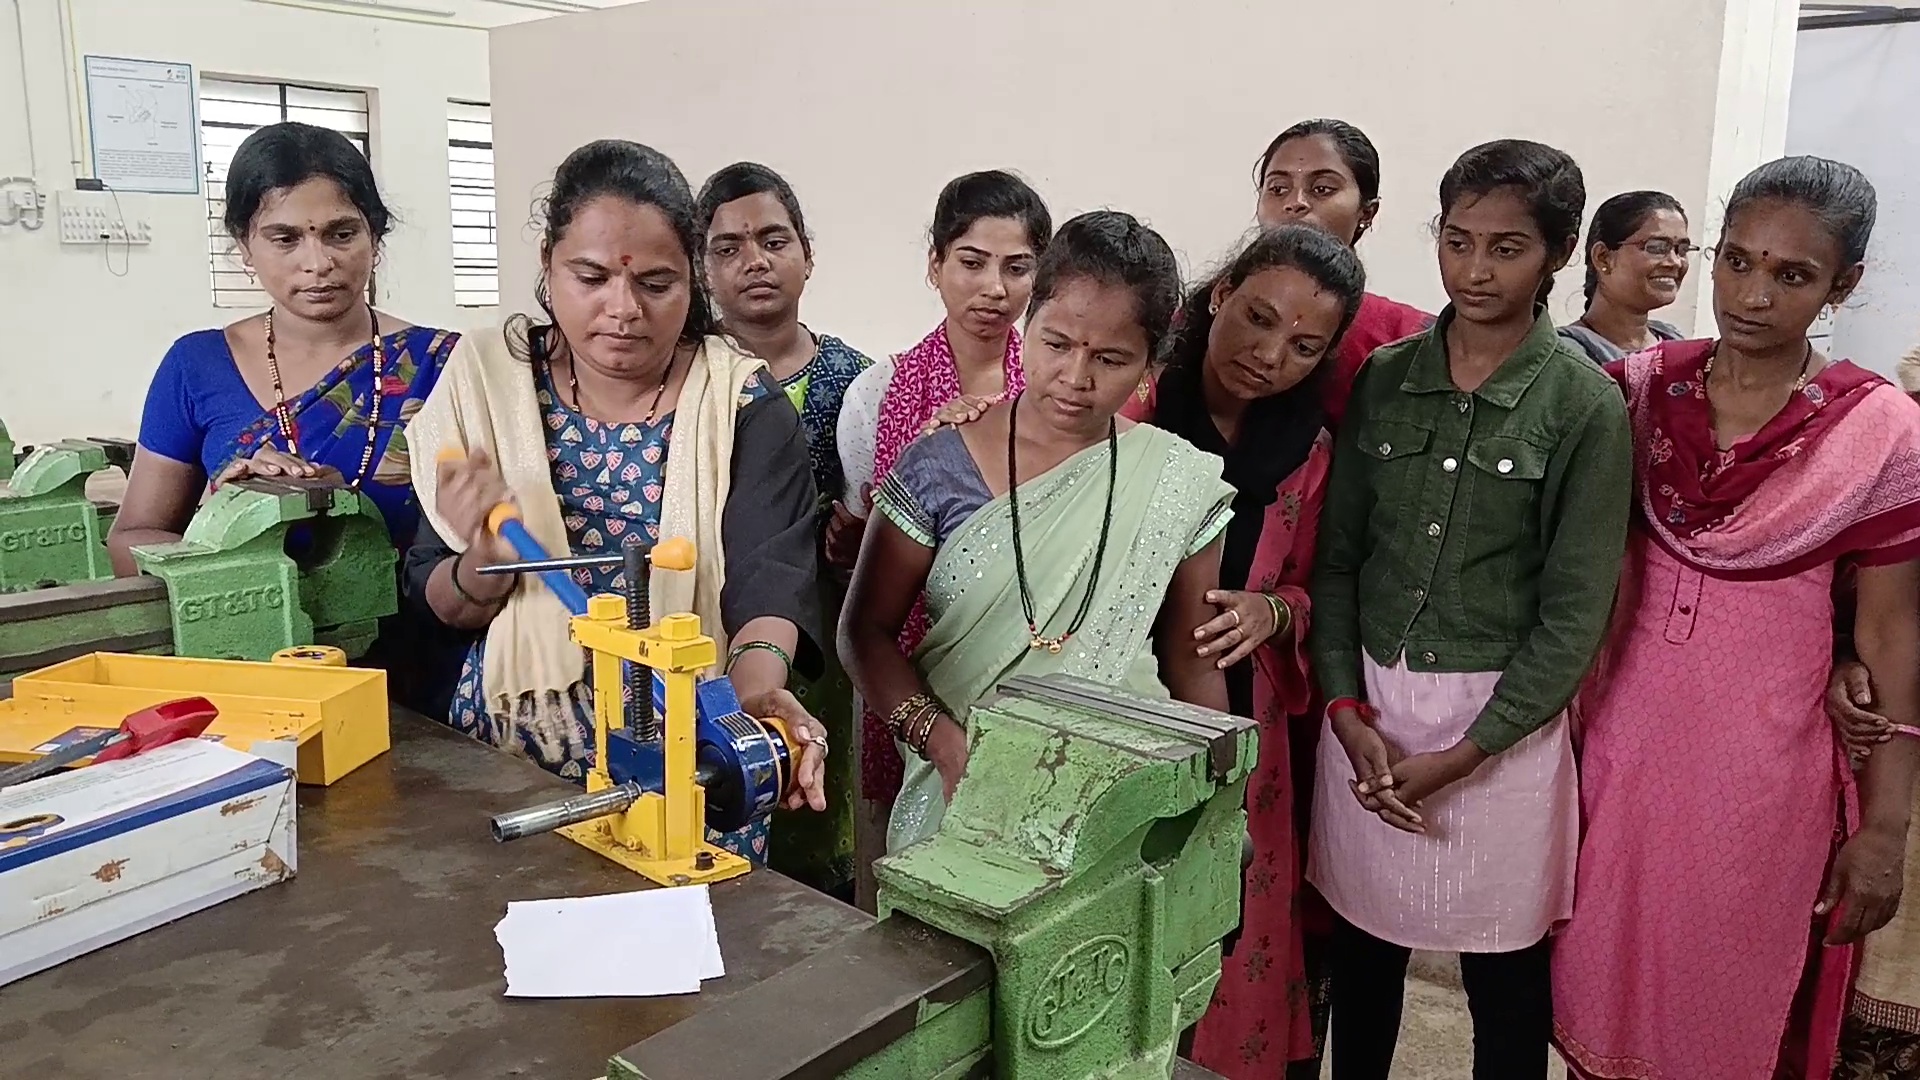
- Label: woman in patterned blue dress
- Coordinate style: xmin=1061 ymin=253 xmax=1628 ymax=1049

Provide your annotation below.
xmin=696 ymin=162 xmax=870 ymax=891
xmin=403 ymin=141 xmax=830 ymax=859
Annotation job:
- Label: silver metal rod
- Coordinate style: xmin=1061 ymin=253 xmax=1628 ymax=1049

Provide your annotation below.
xmin=476 ymin=554 xmax=622 ymax=576
xmin=489 ymin=781 xmax=644 ymax=842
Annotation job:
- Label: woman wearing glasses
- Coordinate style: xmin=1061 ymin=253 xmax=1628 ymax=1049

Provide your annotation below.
xmin=1558 ymin=191 xmax=1693 ymax=363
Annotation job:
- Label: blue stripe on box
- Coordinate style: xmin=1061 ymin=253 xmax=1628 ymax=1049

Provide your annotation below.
xmin=0 ymin=757 xmax=293 ymax=874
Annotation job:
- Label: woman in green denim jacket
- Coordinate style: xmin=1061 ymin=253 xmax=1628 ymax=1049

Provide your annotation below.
xmin=1305 ymin=140 xmax=1632 ymax=1080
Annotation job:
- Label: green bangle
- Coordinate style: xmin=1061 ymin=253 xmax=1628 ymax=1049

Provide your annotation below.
xmin=1264 ymin=592 xmax=1291 ymax=637
xmin=727 ymin=640 xmax=792 ymax=677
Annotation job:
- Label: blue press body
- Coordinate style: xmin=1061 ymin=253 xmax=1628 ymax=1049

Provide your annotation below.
xmin=600 ymin=670 xmax=793 ymax=834
xmin=495 ymin=518 xmax=791 ymax=837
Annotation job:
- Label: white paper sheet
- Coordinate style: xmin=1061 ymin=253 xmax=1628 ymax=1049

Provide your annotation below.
xmin=493 ymin=885 xmax=724 ymax=998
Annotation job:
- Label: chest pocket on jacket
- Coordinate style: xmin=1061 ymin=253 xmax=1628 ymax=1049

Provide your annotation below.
xmin=1357 ymin=420 xmax=1434 ymax=537
xmin=1465 ymin=435 xmax=1549 ymax=534
xmin=1357 ymin=420 xmax=1432 ymax=465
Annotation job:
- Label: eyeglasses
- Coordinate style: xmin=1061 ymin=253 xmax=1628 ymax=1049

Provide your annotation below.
xmin=1622 ymin=238 xmax=1699 ymax=258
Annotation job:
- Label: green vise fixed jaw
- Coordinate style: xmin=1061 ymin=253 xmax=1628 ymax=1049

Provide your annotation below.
xmin=614 ymin=675 xmax=1256 ymax=1080
xmin=130 ymin=477 xmax=397 ymax=662
xmin=0 ymin=416 xmax=14 ymax=483
xmin=0 ymin=438 xmax=132 ymax=593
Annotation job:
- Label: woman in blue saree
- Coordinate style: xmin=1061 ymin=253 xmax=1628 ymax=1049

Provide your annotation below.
xmin=110 ymin=122 xmax=460 ymax=708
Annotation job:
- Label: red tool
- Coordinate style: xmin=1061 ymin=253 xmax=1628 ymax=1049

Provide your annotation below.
xmin=0 ymin=698 xmax=221 ymax=789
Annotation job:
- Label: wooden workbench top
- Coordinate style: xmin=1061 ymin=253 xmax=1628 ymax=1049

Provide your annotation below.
xmin=0 ymin=710 xmax=871 ymax=1080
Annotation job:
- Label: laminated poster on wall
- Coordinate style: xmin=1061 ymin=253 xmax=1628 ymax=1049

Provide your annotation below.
xmin=81 ymin=56 xmax=201 ymax=195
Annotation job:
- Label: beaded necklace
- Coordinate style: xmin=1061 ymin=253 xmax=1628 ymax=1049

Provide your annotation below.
xmin=1007 ymin=392 xmax=1117 ymax=653
xmin=263 ymin=303 xmax=385 ymax=489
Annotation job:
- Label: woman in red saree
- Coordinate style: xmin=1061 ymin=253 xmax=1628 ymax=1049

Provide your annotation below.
xmin=1137 ymin=225 xmax=1366 ymax=1079
xmin=1552 ymin=157 xmax=1920 ymax=1080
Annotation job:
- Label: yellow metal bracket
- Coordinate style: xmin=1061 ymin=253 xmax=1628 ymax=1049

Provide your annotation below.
xmin=551 ymin=549 xmax=752 ymax=887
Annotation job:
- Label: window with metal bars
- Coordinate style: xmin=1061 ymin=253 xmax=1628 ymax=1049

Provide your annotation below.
xmin=200 ymin=77 xmax=372 ymax=309
xmin=448 ymin=101 xmax=499 ymax=308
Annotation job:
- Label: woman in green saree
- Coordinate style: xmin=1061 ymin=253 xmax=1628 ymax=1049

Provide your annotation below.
xmin=840 ymin=210 xmax=1235 ymax=852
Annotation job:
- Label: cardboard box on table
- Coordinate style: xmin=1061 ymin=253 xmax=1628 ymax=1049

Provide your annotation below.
xmin=0 ymin=738 xmax=297 ymax=986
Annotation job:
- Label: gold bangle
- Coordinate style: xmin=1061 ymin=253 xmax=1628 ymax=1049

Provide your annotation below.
xmin=888 ymin=692 xmax=936 ymax=739
xmin=907 ymin=709 xmax=944 ymax=758
xmin=1264 ymin=592 xmax=1291 ymax=638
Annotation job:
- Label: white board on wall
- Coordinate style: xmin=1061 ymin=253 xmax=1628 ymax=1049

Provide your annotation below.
xmin=82 ymin=56 xmax=202 ymax=195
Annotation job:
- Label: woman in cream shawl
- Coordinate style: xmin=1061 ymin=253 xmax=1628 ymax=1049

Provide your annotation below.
xmin=840 ymin=210 xmax=1234 ymax=854
xmin=404 ymin=140 xmax=827 ymax=860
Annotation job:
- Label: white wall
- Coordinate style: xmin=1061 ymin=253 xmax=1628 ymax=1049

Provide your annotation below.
xmin=1787 ymin=18 xmax=1920 ymax=379
xmin=490 ymin=0 xmax=1797 ymax=367
xmin=0 ymin=0 xmax=627 ymax=445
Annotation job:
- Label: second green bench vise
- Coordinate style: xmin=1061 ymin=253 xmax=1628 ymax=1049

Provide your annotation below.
xmin=0 ymin=476 xmax=396 ymax=680
xmin=616 ymin=675 xmax=1256 ymax=1080
xmin=0 ymin=436 xmax=134 ymax=593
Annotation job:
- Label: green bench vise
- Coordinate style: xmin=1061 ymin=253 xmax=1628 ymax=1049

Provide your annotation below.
xmin=0 ymin=437 xmax=134 ymax=593
xmin=0 ymin=476 xmax=396 ymax=679
xmin=616 ymin=675 xmax=1256 ymax=1080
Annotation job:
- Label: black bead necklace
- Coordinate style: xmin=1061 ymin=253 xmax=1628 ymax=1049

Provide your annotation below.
xmin=1007 ymin=392 xmax=1118 ymax=653
xmin=264 ymin=302 xmax=384 ymax=490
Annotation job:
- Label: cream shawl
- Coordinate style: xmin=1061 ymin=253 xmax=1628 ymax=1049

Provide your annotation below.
xmin=407 ymin=325 xmax=761 ymax=714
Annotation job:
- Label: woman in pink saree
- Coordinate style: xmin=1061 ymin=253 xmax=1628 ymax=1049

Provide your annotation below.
xmin=1553 ymin=157 xmax=1920 ymax=1080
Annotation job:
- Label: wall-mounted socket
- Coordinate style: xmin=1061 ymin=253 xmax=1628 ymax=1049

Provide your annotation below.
xmin=57 ymin=189 xmax=152 ymax=246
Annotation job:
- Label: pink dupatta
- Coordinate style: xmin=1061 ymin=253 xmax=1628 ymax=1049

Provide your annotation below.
xmin=859 ymin=321 xmax=1023 ymax=802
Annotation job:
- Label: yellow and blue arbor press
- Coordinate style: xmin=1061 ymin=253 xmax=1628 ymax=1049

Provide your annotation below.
xmin=476 ymin=502 xmax=802 ymax=888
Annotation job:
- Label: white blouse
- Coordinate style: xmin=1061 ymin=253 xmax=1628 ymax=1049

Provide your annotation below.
xmin=834 ymin=356 xmax=894 ymax=517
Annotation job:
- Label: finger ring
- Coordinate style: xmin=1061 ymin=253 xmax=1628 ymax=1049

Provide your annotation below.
xmin=1230 ymin=608 xmax=1242 ymax=628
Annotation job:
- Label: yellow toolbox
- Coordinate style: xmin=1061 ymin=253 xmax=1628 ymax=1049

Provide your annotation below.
xmin=0 ymin=650 xmax=388 ymax=785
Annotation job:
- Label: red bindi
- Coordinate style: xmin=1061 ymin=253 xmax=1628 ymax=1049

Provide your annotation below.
xmin=619 ymin=255 xmax=632 ymax=267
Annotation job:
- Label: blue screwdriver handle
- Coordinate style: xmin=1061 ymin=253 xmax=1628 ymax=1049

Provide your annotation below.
xmin=436 ymin=448 xmax=590 ymax=616
xmin=486 ymin=503 xmax=590 ymax=616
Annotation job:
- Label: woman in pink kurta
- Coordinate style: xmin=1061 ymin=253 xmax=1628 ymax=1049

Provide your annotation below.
xmin=835 ymin=170 xmax=1050 ymax=909
xmin=1136 ymin=226 xmax=1369 ymax=1080
xmin=1553 ymin=158 xmax=1920 ymax=1080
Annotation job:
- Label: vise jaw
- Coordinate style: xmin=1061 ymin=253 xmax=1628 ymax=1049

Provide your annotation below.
xmin=0 ymin=438 xmax=132 ymax=593
xmin=873 ymin=676 xmax=1257 ymax=1080
xmin=131 ymin=477 xmax=397 ymax=661
xmin=611 ymin=674 xmax=1255 ymax=1080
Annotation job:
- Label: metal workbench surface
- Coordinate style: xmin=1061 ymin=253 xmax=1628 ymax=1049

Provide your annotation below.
xmin=0 ymin=710 xmax=872 ymax=1080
